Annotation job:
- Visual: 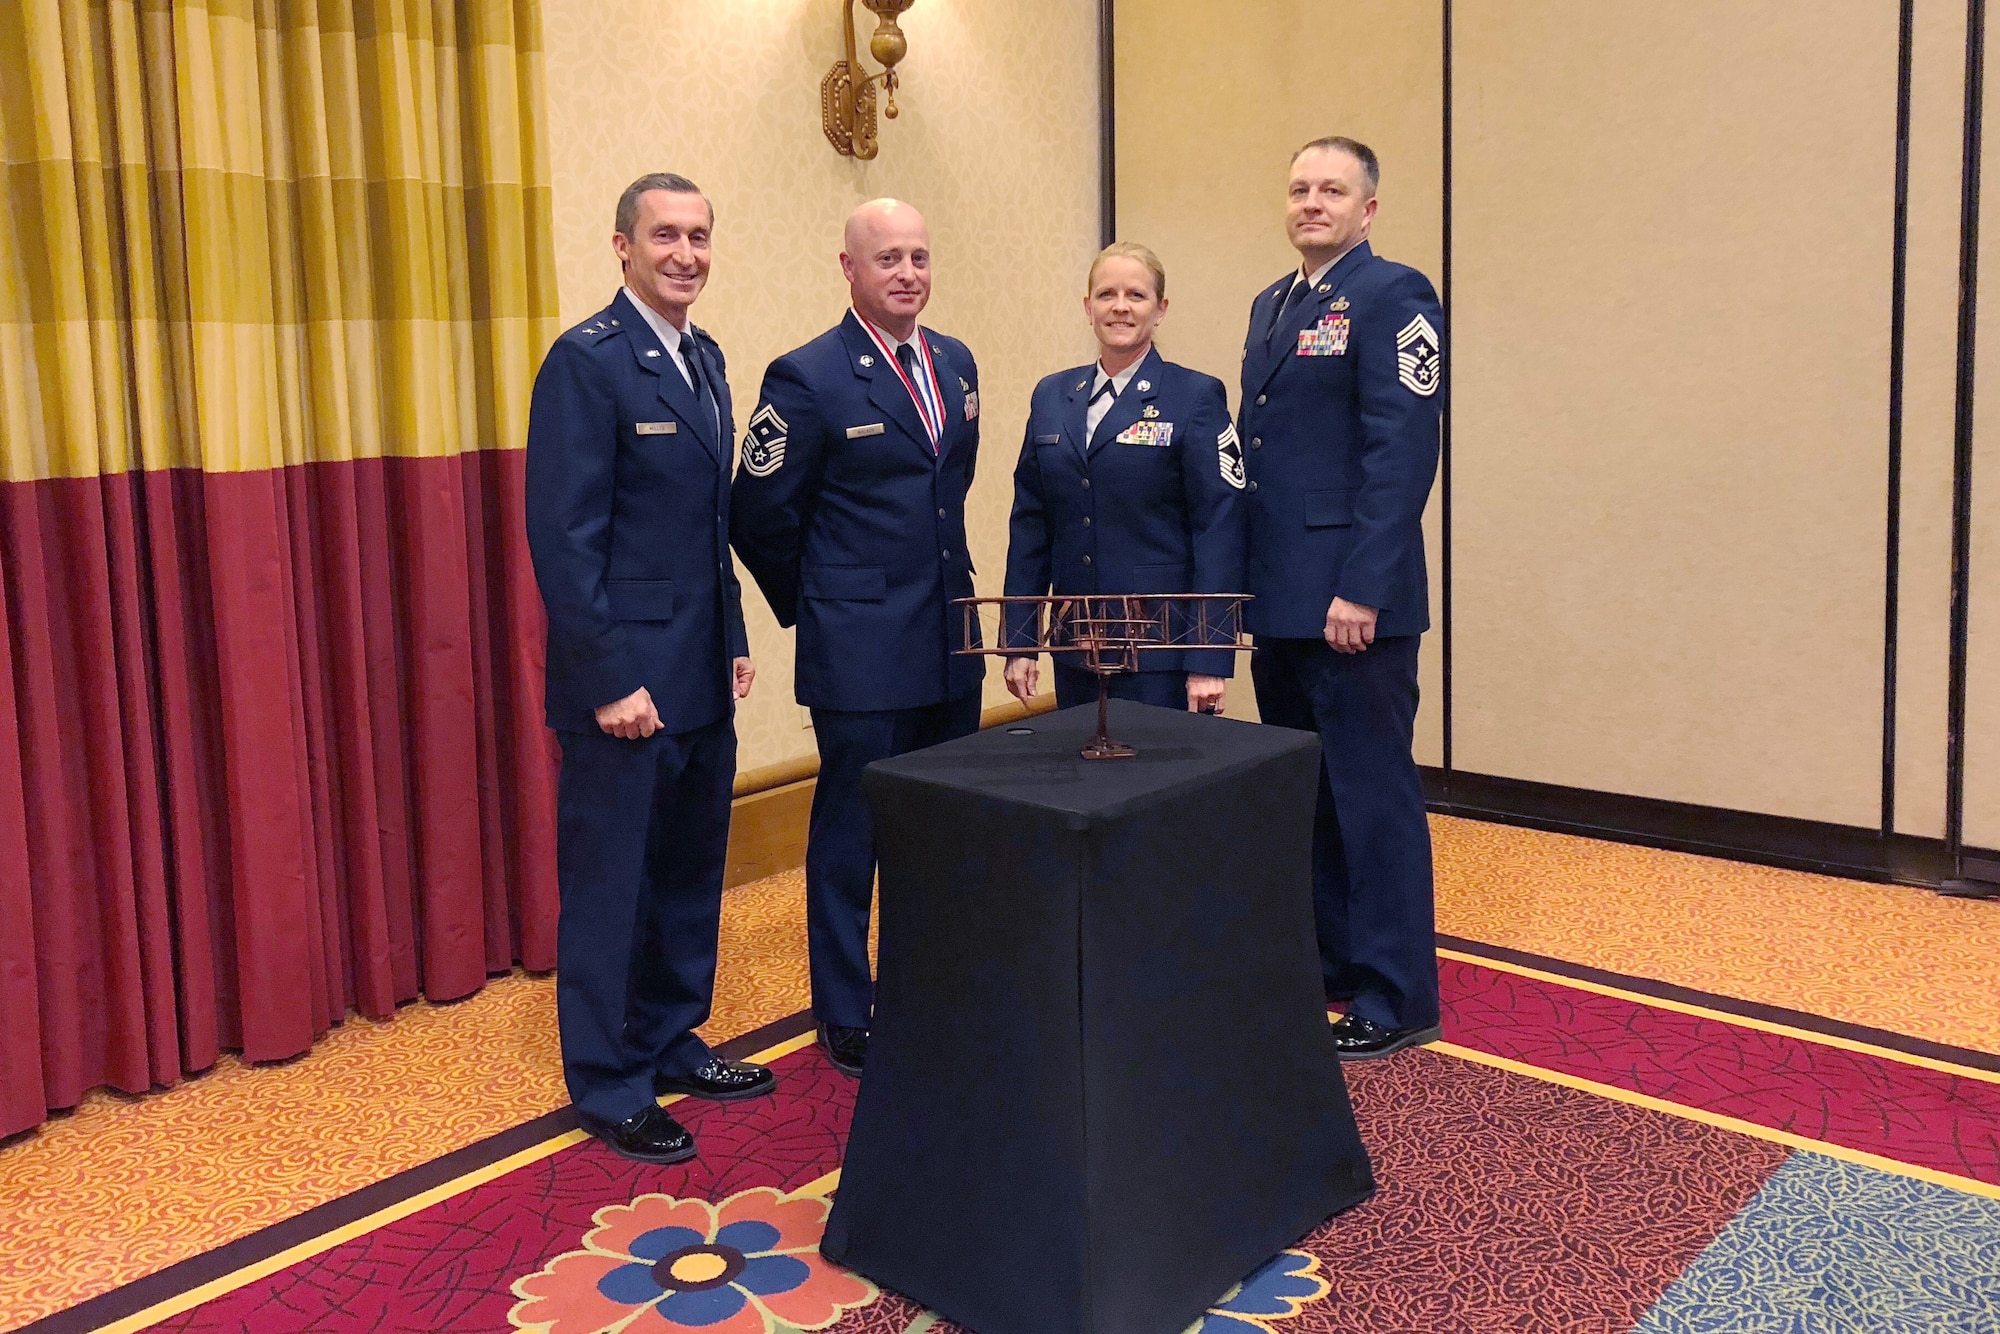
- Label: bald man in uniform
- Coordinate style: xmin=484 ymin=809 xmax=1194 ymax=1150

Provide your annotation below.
xmin=730 ymin=200 xmax=985 ymax=1076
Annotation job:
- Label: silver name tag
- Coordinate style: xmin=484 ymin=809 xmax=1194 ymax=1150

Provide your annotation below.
xmin=636 ymin=421 xmax=677 ymax=436
xmin=1033 ymin=434 xmax=1061 ymax=445
xmin=845 ymin=422 xmax=886 ymax=439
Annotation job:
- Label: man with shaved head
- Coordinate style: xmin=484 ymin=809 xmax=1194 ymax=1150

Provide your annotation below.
xmin=731 ymin=199 xmax=984 ymax=1075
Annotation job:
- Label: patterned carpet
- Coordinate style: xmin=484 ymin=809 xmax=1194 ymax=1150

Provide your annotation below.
xmin=18 ymin=951 xmax=2000 ymax=1334
xmin=5 ymin=817 xmax=1998 ymax=1331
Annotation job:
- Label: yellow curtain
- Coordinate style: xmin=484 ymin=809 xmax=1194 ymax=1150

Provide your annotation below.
xmin=0 ymin=0 xmax=563 ymax=1138
xmin=0 ymin=0 xmax=557 ymax=484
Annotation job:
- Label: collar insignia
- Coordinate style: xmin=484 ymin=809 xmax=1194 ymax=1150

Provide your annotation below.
xmin=859 ymin=354 xmax=875 ymax=367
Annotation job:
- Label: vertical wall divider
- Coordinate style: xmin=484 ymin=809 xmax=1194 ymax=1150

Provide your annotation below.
xmin=1941 ymin=0 xmax=1998 ymax=896
xmin=1882 ymin=0 xmax=1915 ymax=837
xmin=1098 ymin=0 xmax=1116 ymax=247
xmin=1439 ymin=0 xmax=1455 ymax=786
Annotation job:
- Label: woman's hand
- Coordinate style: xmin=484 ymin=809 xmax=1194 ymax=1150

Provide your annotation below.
xmin=1004 ymin=656 xmax=1040 ymax=706
xmin=1186 ymin=674 xmax=1226 ymax=714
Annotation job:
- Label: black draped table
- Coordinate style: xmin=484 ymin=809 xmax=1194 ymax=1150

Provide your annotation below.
xmin=821 ymin=700 xmax=1375 ymax=1334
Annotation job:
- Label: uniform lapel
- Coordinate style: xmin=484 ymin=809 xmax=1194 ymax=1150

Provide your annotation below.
xmin=842 ymin=312 xmax=931 ymax=460
xmin=1247 ymin=241 xmax=1374 ymax=400
xmin=1088 ymin=347 xmax=1163 ymax=454
xmin=1062 ymin=368 xmax=1092 ymax=461
xmin=1240 ymin=277 xmax=1296 ymax=393
xmin=618 ymin=289 xmax=719 ymax=462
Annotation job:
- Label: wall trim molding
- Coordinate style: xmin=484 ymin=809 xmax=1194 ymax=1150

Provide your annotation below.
xmin=1420 ymin=766 xmax=1990 ymax=887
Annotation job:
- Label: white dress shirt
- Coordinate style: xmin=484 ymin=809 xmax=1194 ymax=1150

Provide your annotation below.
xmin=1086 ymin=357 xmax=1143 ymax=443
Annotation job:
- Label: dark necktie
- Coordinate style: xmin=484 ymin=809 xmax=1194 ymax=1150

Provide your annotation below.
xmin=679 ymin=330 xmax=705 ymax=398
xmin=896 ymin=342 xmax=938 ymax=447
xmin=680 ymin=330 xmax=717 ymax=437
xmin=1266 ymin=278 xmax=1309 ymax=348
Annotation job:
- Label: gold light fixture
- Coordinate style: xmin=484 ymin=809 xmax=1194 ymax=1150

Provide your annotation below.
xmin=822 ymin=0 xmax=917 ymax=159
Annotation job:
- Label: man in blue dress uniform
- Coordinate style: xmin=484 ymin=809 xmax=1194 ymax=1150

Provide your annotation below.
xmin=730 ymin=199 xmax=985 ymax=1076
xmin=525 ymin=173 xmax=776 ymax=1163
xmin=1238 ymin=138 xmax=1446 ymax=1060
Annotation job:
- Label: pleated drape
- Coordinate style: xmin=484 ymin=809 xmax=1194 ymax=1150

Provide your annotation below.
xmin=0 ymin=0 xmax=562 ymax=1138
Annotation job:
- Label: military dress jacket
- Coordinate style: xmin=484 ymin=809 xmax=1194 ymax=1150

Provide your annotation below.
xmin=1002 ymin=347 xmax=1246 ymax=676
xmin=730 ymin=311 xmax=985 ymax=713
xmin=1237 ymin=241 xmax=1444 ymax=641
xmin=524 ymin=287 xmax=749 ymax=735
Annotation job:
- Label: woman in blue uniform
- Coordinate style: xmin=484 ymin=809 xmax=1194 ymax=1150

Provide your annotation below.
xmin=1001 ymin=242 xmax=1248 ymax=712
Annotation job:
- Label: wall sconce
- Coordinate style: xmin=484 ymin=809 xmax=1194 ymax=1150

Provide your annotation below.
xmin=821 ymin=0 xmax=917 ymax=159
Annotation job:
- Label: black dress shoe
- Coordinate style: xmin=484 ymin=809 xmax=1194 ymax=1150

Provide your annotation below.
xmin=818 ymin=1023 xmax=867 ymax=1077
xmin=578 ymin=1103 xmax=696 ymax=1164
xmin=655 ymin=1057 xmax=776 ymax=1101
xmin=1328 ymin=1012 xmax=1442 ymax=1061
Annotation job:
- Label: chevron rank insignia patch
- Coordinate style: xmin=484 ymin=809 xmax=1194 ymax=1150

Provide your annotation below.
xmin=1115 ymin=420 xmax=1173 ymax=447
xmin=741 ymin=404 xmax=788 ymax=477
xmin=1396 ymin=314 xmax=1441 ymax=396
xmin=1218 ymin=424 xmax=1246 ymax=490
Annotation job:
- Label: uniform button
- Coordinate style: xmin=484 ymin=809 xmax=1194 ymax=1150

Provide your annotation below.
xmin=1250 ymin=437 xmax=1262 ymax=449
xmin=1247 ymin=480 xmax=1259 ymax=493
xmin=938 ymin=508 xmax=947 ymax=519
xmin=1255 ymin=394 xmax=1267 ymax=406
xmin=1083 ymin=516 xmax=1091 ymax=527
xmin=1082 ymin=554 xmax=1093 ymax=565
xmin=942 ymin=549 xmax=951 ymax=560
xmin=1081 ymin=478 xmax=1091 ymax=489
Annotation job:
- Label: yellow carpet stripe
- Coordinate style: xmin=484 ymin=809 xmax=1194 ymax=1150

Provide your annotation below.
xmin=91 ymin=1028 xmax=819 ymax=1334
xmin=1428 ymin=1039 xmax=2000 ymax=1201
xmin=1436 ymin=946 xmax=2000 ymax=1087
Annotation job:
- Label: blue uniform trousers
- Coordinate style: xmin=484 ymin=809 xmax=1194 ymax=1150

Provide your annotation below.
xmin=807 ymin=691 xmax=984 ymax=1027
xmin=1052 ymin=661 xmax=1189 ymax=711
xmin=554 ymin=716 xmax=734 ymax=1124
xmin=1250 ymin=635 xmax=1438 ymax=1030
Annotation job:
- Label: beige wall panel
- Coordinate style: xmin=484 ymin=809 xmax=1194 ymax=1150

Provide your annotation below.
xmin=1451 ymin=2 xmax=1895 ymax=824
xmin=1893 ymin=2 xmax=1966 ymax=839
xmin=1114 ymin=0 xmax=1445 ymax=754
xmin=1964 ymin=12 xmax=2000 ymax=849
xmin=541 ymin=0 xmax=1100 ymax=771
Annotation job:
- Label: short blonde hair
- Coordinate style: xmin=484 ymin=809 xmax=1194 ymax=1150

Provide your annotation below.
xmin=1087 ymin=241 xmax=1167 ymax=301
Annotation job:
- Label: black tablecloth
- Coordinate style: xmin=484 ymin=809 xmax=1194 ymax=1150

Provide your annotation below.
xmin=821 ymin=700 xmax=1375 ymax=1334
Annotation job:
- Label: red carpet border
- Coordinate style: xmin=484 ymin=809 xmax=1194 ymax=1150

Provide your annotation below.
xmin=29 ymin=955 xmax=2000 ymax=1334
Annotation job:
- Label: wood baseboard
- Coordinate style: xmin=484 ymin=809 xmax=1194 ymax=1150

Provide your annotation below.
xmin=722 ymin=692 xmax=1058 ymax=888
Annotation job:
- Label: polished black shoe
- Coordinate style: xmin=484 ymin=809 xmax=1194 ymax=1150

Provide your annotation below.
xmin=578 ymin=1103 xmax=696 ymax=1164
xmin=655 ymin=1057 xmax=776 ymax=1101
xmin=818 ymin=1023 xmax=868 ymax=1077
xmin=1329 ymin=1012 xmax=1442 ymax=1061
